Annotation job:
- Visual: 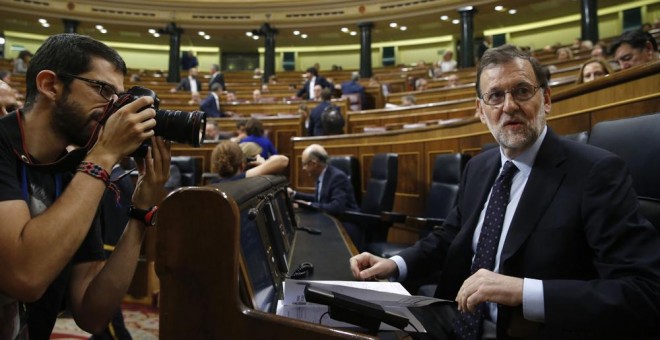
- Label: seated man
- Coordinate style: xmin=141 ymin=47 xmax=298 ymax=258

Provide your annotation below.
xmin=200 ymin=83 xmax=225 ymax=118
xmin=350 ymin=45 xmax=660 ymax=339
xmin=610 ymin=29 xmax=658 ymax=70
xmin=289 ymin=144 xmax=363 ymax=249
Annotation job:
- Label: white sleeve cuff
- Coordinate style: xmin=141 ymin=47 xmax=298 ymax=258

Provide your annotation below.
xmin=389 ymin=255 xmax=408 ymax=282
xmin=522 ymin=278 xmax=545 ymax=322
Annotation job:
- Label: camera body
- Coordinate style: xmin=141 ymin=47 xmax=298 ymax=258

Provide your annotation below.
xmin=111 ymin=86 xmax=207 ymax=157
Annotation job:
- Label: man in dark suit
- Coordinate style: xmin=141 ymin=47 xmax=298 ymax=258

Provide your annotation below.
xmin=171 ymin=67 xmax=201 ymax=93
xmin=296 ymin=67 xmax=332 ymax=100
xmin=307 ymin=88 xmax=343 ymax=136
xmin=200 ymin=83 xmax=224 ymax=118
xmin=290 ymin=144 xmax=362 ymax=249
xmin=350 ymin=45 xmax=660 ymax=339
xmin=208 ymin=64 xmax=226 ymax=91
xmin=341 ymin=71 xmax=365 ymax=111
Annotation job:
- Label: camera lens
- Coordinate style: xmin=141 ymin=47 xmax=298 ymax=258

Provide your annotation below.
xmin=154 ymin=109 xmax=206 ymax=147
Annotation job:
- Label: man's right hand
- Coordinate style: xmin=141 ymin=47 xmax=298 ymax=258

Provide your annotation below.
xmin=349 ymin=252 xmax=398 ymax=281
xmin=88 ymin=96 xmax=157 ymax=167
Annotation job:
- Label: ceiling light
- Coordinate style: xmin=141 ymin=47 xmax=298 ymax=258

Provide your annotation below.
xmin=42 ymin=23 xmax=50 ymax=28
xmin=495 ymin=5 xmax=504 ymax=11
xmin=508 ymin=9 xmax=517 ymax=14
xmin=252 ymin=35 xmax=259 ymax=40
xmin=100 ymin=29 xmax=107 ymax=34
xmin=0 ymin=37 xmax=5 ymax=44
xmin=95 ymin=25 xmax=104 ymax=30
xmin=246 ymin=31 xmax=253 ymax=36
xmin=204 ymin=35 xmax=210 ymax=40
xmin=440 ymin=15 xmax=449 ymax=21
xmin=293 ymin=30 xmax=300 ymax=35
xmin=148 ymin=29 xmax=156 ymax=34
xmin=153 ymin=33 xmax=160 ymax=37
xmin=389 ymin=22 xmax=398 ymax=28
xmin=301 ymin=34 xmax=308 ymax=39
xmin=350 ymin=31 xmax=357 ymax=36
xmin=198 ymin=31 xmax=205 ymax=36
xmin=341 ymin=27 xmax=349 ymax=33
xmin=38 ymin=18 xmax=47 ymax=24
xmin=452 ymin=19 xmax=460 ymax=24
xmin=400 ymin=26 xmax=407 ymax=31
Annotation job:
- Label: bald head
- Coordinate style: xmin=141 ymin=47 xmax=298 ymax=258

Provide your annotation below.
xmin=303 ymin=144 xmax=328 ymax=164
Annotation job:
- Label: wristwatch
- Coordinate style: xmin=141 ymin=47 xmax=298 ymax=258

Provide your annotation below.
xmin=128 ymin=205 xmax=158 ymax=226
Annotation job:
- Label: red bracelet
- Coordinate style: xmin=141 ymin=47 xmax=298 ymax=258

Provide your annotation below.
xmin=77 ymin=161 xmax=121 ymax=205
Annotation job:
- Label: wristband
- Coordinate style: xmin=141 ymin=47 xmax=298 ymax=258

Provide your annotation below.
xmin=129 ymin=205 xmax=159 ymax=226
xmin=77 ymin=161 xmax=120 ymax=205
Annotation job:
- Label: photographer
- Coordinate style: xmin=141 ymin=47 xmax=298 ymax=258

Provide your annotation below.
xmin=0 ymin=34 xmax=171 ymax=338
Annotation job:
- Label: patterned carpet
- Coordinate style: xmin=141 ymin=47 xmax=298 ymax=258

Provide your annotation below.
xmin=51 ymin=303 xmax=159 ymax=339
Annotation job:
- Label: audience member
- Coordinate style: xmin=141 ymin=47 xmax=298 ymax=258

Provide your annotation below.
xmin=476 ymin=36 xmax=492 ymax=62
xmin=312 ymin=84 xmax=323 ymax=101
xmin=252 ymin=89 xmax=262 ymax=103
xmin=591 ymin=42 xmax=607 ymax=58
xmin=288 ymin=144 xmax=362 ymax=248
xmin=261 ymin=83 xmax=270 ymax=94
xmin=268 ymin=74 xmax=278 ymax=84
xmin=204 ymin=122 xmax=221 ymax=141
xmin=445 ymin=74 xmax=460 ymax=88
xmin=415 ymin=78 xmax=428 ymax=91
xmin=341 ymin=72 xmax=365 ymax=97
xmin=349 ymin=44 xmax=660 ymax=339
xmin=308 ymin=88 xmax=335 ymax=136
xmin=579 ymin=39 xmax=594 ymax=51
xmin=556 ymin=47 xmax=573 ymax=61
xmin=401 ymin=94 xmax=417 ymax=106
xmin=200 ymin=83 xmax=225 ymax=118
xmin=210 ymin=140 xmax=288 ymax=183
xmin=296 ymin=67 xmax=332 ymax=100
xmin=609 ymin=29 xmax=658 ymax=70
xmin=12 ymin=50 xmax=32 ymax=74
xmin=171 ymin=67 xmax=201 ymax=94
xmin=208 ymin=64 xmax=226 ymax=92
xmin=180 ymin=51 xmax=198 ymax=71
xmin=129 ymin=73 xmax=141 ymax=83
xmin=225 ymin=91 xmax=238 ymax=103
xmin=0 ymin=33 xmax=171 ymax=338
xmin=437 ymin=50 xmax=458 ymax=74
xmin=240 ymin=118 xmax=277 ymax=159
xmin=575 ymin=58 xmax=613 ymax=84
xmin=230 ymin=119 xmax=248 ymax=143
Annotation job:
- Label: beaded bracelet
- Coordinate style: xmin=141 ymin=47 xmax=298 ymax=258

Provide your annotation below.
xmin=77 ymin=161 xmax=121 ymax=204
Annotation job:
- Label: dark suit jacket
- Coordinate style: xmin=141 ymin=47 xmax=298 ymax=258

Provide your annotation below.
xmin=200 ymin=93 xmax=223 ymax=117
xmin=294 ymin=165 xmax=358 ymax=216
xmin=296 ymin=76 xmax=332 ymax=99
xmin=398 ymin=129 xmax=660 ymax=339
xmin=308 ymin=101 xmax=331 ymax=136
xmin=209 ymin=72 xmax=226 ymax=91
xmin=175 ymin=77 xmax=202 ymax=92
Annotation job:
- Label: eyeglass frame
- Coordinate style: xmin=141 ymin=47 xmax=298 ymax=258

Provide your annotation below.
xmin=58 ymin=73 xmax=120 ymax=102
xmin=479 ymin=83 xmax=542 ymax=107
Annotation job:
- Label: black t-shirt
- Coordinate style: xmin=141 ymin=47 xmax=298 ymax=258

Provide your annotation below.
xmin=0 ymin=112 xmax=104 ymax=338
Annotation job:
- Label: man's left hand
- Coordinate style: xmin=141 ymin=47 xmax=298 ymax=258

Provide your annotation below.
xmin=132 ymin=137 xmax=171 ymax=209
xmin=455 ymin=269 xmax=523 ymax=313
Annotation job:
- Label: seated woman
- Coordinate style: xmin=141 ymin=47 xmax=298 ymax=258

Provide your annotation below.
xmin=210 ymin=140 xmax=289 ymax=183
xmin=240 ymin=118 xmax=278 ymax=159
xmin=575 ymin=58 xmax=613 ymax=84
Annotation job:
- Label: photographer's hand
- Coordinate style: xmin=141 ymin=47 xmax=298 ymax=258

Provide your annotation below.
xmin=87 ymin=96 xmax=157 ymax=169
xmin=132 ymin=137 xmax=171 ymax=209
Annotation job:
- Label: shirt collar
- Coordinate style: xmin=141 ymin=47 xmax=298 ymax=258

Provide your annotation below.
xmin=499 ymin=125 xmax=547 ymax=177
xmin=318 ymin=165 xmax=327 ymax=184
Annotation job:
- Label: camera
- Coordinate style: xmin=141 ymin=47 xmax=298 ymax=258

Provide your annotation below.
xmin=111 ymin=86 xmax=207 ymax=157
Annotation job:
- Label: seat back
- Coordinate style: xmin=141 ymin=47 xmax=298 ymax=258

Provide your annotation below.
xmin=563 ymin=131 xmax=589 ymax=144
xmin=171 ymin=156 xmax=202 ymax=186
xmin=588 ymin=113 xmax=660 ymax=199
xmin=361 ymin=153 xmax=398 ymax=215
xmin=328 ymin=156 xmax=361 ymax=204
xmin=342 ymin=93 xmax=362 ymax=111
xmin=426 ymin=153 xmax=471 ymax=219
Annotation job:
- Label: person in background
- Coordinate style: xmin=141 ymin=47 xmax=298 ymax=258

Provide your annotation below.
xmin=590 ymin=42 xmax=607 ymax=58
xmin=171 ymin=67 xmax=201 ymax=94
xmin=349 ymin=44 xmax=660 ymax=339
xmin=476 ymin=36 xmax=492 ymax=63
xmin=575 ymin=58 xmax=613 ymax=84
xmin=180 ymin=51 xmax=198 ymax=71
xmin=230 ymin=119 xmax=248 ymax=143
xmin=204 ymin=121 xmax=221 ymax=142
xmin=240 ymin=118 xmax=277 ymax=159
xmin=288 ymin=144 xmax=362 ymax=249
xmin=401 ymin=94 xmax=417 ymax=106
xmin=341 ymin=72 xmax=365 ymax=104
xmin=210 ymin=140 xmax=288 ymax=183
xmin=308 ymin=88 xmax=334 ymax=136
xmin=200 ymin=83 xmax=225 ymax=118
xmin=415 ymin=78 xmax=428 ymax=91
xmin=610 ymin=29 xmax=658 ymax=70
xmin=437 ymin=50 xmax=458 ymax=74
xmin=252 ymin=89 xmax=263 ymax=103
xmin=296 ymin=67 xmax=332 ymax=100
xmin=208 ymin=64 xmax=225 ymax=92
xmin=445 ymin=74 xmax=460 ymax=88
xmin=13 ymin=50 xmax=32 ymax=74
xmin=556 ymin=47 xmax=573 ymax=61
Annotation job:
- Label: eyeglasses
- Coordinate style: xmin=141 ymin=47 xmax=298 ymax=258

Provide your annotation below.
xmin=480 ymin=83 xmax=540 ymax=107
xmin=60 ymin=74 xmax=119 ymax=102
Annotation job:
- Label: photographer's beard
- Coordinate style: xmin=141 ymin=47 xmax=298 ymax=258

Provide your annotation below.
xmin=50 ymin=93 xmax=104 ymax=148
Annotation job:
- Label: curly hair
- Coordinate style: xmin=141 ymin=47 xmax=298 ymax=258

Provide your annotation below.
xmin=211 ymin=141 xmax=244 ymax=178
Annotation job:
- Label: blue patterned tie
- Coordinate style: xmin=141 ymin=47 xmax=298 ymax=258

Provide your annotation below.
xmin=454 ymin=161 xmax=518 ymax=340
xmin=315 ymin=179 xmax=321 ymax=202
